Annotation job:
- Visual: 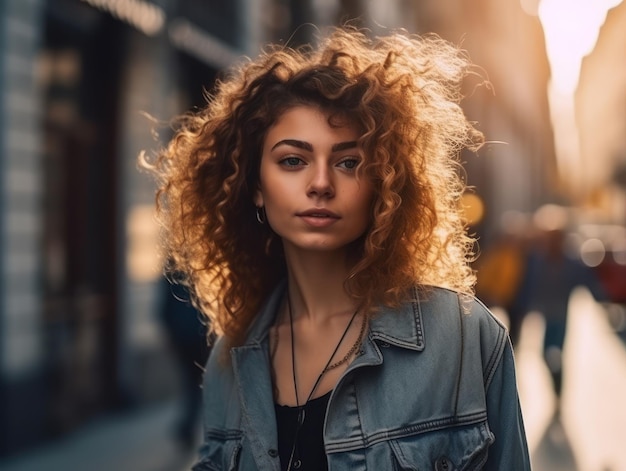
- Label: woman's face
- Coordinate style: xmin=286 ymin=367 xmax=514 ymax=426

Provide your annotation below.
xmin=254 ymin=105 xmax=374 ymax=255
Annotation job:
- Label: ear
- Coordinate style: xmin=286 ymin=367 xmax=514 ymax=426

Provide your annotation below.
xmin=253 ymin=188 xmax=264 ymax=208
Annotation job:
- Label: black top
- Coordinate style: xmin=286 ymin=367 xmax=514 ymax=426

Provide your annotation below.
xmin=275 ymin=391 xmax=331 ymax=471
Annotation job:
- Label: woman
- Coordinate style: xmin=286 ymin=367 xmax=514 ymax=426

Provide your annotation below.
xmin=146 ymin=26 xmax=530 ymax=470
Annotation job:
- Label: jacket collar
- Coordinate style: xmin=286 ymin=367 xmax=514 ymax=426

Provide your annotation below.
xmin=244 ymin=279 xmax=287 ymax=345
xmin=245 ymin=281 xmax=425 ymax=352
xmin=368 ymin=286 xmax=425 ymax=351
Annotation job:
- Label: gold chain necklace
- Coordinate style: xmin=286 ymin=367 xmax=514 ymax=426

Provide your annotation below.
xmin=270 ymin=304 xmax=366 ymax=372
xmin=324 ymin=310 xmax=367 ymax=371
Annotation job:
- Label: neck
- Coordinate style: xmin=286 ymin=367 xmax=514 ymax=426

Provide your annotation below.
xmin=283 ymin=246 xmax=356 ymax=324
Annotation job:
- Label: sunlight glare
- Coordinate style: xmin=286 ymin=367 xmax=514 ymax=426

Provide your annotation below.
xmin=536 ymin=0 xmax=622 ymax=197
xmin=538 ymin=0 xmax=622 ymax=94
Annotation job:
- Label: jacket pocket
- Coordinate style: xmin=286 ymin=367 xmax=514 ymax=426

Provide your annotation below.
xmin=388 ymin=421 xmax=493 ymax=471
xmin=192 ymin=428 xmax=243 ymax=471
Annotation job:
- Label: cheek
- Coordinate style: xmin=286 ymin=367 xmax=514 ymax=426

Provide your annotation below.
xmin=259 ymin=184 xmax=291 ymax=225
xmin=261 ymin=181 xmax=283 ymax=206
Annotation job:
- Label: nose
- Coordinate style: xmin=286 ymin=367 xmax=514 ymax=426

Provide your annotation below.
xmin=307 ymin=164 xmax=334 ymax=198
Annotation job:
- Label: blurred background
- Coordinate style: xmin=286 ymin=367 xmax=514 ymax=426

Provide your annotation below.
xmin=0 ymin=0 xmax=625 ymax=470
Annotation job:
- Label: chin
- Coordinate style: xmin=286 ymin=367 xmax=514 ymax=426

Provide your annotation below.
xmin=286 ymin=235 xmax=365 ymax=254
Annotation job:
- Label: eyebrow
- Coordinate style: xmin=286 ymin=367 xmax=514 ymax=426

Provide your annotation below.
xmin=270 ymin=139 xmax=358 ymax=152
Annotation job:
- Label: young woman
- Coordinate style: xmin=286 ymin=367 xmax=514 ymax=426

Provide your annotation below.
xmin=146 ymin=26 xmax=530 ymax=470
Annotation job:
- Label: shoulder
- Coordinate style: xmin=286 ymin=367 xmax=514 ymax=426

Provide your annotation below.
xmin=417 ymin=286 xmax=509 ymax=384
xmin=417 ymin=286 xmax=506 ymax=334
xmin=200 ymin=336 xmax=243 ymax=428
xmin=372 ymin=285 xmax=507 ymax=350
xmin=204 ymin=335 xmax=233 ymax=383
xmin=202 ymin=337 xmax=235 ymax=403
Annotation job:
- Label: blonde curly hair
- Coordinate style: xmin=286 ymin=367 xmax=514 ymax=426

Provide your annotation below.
xmin=144 ymin=26 xmax=484 ymax=346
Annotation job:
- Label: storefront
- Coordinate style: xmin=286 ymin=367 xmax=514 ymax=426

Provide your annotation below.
xmin=0 ymin=0 xmax=247 ymax=455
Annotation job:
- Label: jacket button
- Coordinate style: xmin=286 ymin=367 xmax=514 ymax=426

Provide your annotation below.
xmin=435 ymin=456 xmax=451 ymax=470
xmin=268 ymin=449 xmax=278 ymax=458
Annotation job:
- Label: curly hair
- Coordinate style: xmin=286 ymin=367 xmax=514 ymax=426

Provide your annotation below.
xmin=143 ymin=26 xmax=484 ymax=346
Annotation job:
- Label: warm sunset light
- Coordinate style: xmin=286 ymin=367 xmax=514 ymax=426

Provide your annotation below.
xmin=536 ymin=0 xmax=622 ymax=198
xmin=539 ymin=0 xmax=621 ymax=95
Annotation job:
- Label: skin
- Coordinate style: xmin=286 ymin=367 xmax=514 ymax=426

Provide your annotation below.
xmin=254 ymin=105 xmax=374 ymax=405
xmin=254 ymin=105 xmax=373 ymax=255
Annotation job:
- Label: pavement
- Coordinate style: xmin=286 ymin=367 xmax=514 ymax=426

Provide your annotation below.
xmin=0 ymin=401 xmax=196 ymax=471
xmin=514 ymin=287 xmax=626 ymax=471
xmin=1 ymin=286 xmax=625 ymax=471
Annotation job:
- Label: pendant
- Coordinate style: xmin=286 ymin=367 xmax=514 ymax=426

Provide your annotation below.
xmin=297 ymin=408 xmax=306 ymax=425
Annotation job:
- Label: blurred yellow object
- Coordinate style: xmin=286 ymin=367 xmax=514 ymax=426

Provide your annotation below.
xmin=476 ymin=238 xmax=526 ymax=308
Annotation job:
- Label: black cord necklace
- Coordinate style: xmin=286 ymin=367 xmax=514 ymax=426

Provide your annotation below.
xmin=285 ymin=294 xmax=361 ymax=471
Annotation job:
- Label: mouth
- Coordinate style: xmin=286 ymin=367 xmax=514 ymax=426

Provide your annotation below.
xmin=297 ymin=209 xmax=340 ymax=227
xmin=297 ymin=209 xmax=340 ymax=219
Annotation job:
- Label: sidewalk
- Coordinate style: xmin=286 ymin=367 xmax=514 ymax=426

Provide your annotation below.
xmin=516 ymin=287 xmax=626 ymax=471
xmin=0 ymin=400 xmax=196 ymax=471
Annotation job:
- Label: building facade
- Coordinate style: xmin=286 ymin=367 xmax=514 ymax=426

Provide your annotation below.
xmin=0 ymin=0 xmax=257 ymax=455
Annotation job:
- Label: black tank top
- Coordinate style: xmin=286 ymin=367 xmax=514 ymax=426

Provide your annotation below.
xmin=274 ymin=390 xmax=331 ymax=471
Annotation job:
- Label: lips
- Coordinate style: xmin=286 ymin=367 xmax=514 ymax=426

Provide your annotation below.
xmin=297 ymin=209 xmax=340 ymax=227
xmin=297 ymin=209 xmax=340 ymax=219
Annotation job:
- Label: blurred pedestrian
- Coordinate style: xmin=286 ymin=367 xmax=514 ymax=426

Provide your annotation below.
xmin=159 ymin=272 xmax=211 ymax=451
xmin=145 ymin=26 xmax=530 ymax=470
xmin=516 ymin=210 xmax=607 ymax=403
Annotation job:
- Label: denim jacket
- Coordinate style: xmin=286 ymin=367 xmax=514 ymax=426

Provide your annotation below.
xmin=193 ymin=283 xmax=531 ymax=470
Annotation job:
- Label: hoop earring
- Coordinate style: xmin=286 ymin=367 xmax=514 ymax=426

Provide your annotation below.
xmin=255 ymin=206 xmax=266 ymax=224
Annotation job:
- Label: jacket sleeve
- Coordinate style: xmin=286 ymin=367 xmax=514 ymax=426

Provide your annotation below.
xmin=483 ymin=335 xmax=531 ymax=470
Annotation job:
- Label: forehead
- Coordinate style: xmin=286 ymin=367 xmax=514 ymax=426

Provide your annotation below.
xmin=264 ymin=105 xmax=359 ymax=147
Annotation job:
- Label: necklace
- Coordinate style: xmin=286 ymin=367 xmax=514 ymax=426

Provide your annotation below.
xmin=325 ymin=308 xmax=367 ymax=371
xmin=284 ymin=294 xmax=364 ymax=471
xmin=271 ymin=301 xmax=366 ymax=373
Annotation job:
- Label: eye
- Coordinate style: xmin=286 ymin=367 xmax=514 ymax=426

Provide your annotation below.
xmin=337 ymin=158 xmax=360 ymax=170
xmin=279 ymin=156 xmax=305 ymax=168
